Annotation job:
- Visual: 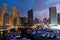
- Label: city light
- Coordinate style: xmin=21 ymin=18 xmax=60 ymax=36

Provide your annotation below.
xmin=1 ymin=0 xmax=60 ymax=40
xmin=49 ymin=25 xmax=60 ymax=30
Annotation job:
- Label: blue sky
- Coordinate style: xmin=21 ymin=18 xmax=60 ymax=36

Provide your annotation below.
xmin=0 ymin=0 xmax=60 ymax=19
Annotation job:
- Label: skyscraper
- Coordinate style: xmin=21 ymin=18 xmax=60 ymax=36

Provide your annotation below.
xmin=19 ymin=17 xmax=27 ymax=26
xmin=34 ymin=18 xmax=39 ymax=24
xmin=43 ymin=18 xmax=47 ymax=25
xmin=28 ymin=9 xmax=33 ymax=26
xmin=9 ymin=7 xmax=17 ymax=26
xmin=49 ymin=7 xmax=57 ymax=26
xmin=1 ymin=4 xmax=8 ymax=26
xmin=19 ymin=17 xmax=23 ymax=26
xmin=0 ymin=7 xmax=3 ymax=26
xmin=3 ymin=12 xmax=9 ymax=26
xmin=13 ymin=18 xmax=17 ymax=26
xmin=2 ymin=4 xmax=8 ymax=16
xmin=47 ymin=18 xmax=51 ymax=24
xmin=16 ymin=10 xmax=20 ymax=26
xmin=58 ymin=13 xmax=60 ymax=24
xmin=17 ymin=10 xmax=20 ymax=17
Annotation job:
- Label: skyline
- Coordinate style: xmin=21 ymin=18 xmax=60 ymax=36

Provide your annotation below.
xmin=0 ymin=0 xmax=60 ymax=19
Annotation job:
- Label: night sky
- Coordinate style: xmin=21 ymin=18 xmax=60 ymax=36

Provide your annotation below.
xmin=0 ymin=0 xmax=60 ymax=19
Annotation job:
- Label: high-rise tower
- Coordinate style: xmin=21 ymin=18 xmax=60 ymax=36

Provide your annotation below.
xmin=49 ymin=7 xmax=57 ymax=26
xmin=3 ymin=12 xmax=9 ymax=26
xmin=2 ymin=4 xmax=8 ymax=26
xmin=13 ymin=10 xmax=20 ymax=26
xmin=58 ymin=13 xmax=60 ymax=24
xmin=16 ymin=10 xmax=20 ymax=26
xmin=9 ymin=7 xmax=17 ymax=26
xmin=28 ymin=9 xmax=33 ymax=26
xmin=0 ymin=7 xmax=3 ymax=26
xmin=2 ymin=4 xmax=8 ymax=16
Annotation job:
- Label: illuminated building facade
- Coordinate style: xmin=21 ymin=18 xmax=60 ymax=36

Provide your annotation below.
xmin=3 ymin=12 xmax=9 ymax=26
xmin=58 ymin=13 xmax=60 ymax=25
xmin=0 ymin=7 xmax=3 ymax=26
xmin=9 ymin=7 xmax=17 ymax=26
xmin=13 ymin=18 xmax=17 ymax=26
xmin=49 ymin=7 xmax=57 ymax=26
xmin=28 ymin=9 xmax=33 ymax=26
xmin=16 ymin=10 xmax=20 ymax=26
xmin=19 ymin=17 xmax=24 ymax=26
xmin=2 ymin=4 xmax=8 ymax=14
xmin=0 ymin=4 xmax=8 ymax=26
